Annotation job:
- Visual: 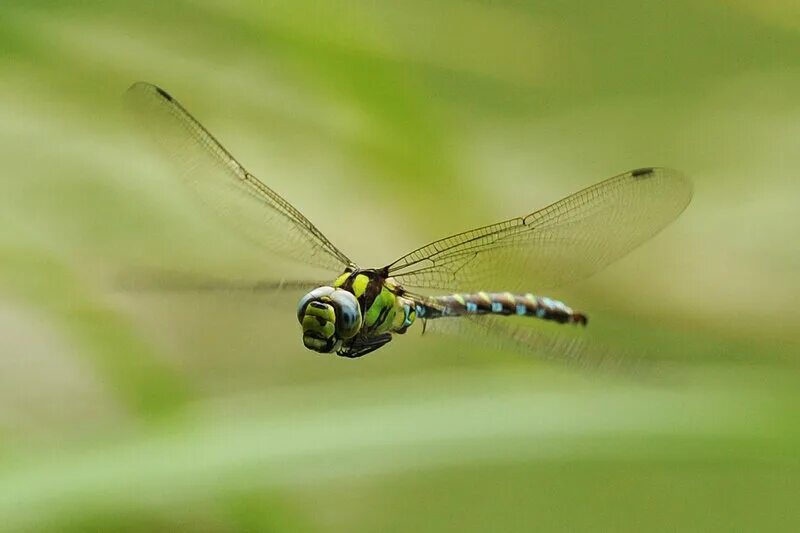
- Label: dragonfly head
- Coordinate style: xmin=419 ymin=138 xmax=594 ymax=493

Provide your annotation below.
xmin=297 ymin=287 xmax=362 ymax=353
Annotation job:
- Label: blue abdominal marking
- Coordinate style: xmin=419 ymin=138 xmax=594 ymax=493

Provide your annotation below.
xmin=415 ymin=293 xmax=577 ymax=326
xmin=401 ymin=305 xmax=413 ymax=328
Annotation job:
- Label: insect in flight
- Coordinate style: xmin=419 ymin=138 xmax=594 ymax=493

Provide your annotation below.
xmin=127 ymin=82 xmax=692 ymax=361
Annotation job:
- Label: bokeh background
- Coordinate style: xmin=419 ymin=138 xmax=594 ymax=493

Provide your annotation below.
xmin=2 ymin=1 xmax=800 ymax=531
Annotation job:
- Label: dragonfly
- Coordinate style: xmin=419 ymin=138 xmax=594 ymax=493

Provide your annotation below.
xmin=126 ymin=81 xmax=692 ymax=361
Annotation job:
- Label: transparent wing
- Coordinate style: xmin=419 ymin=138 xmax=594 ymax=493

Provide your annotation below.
xmin=126 ymin=82 xmax=354 ymax=274
xmin=118 ymin=267 xmax=325 ymax=294
xmin=387 ymin=168 xmax=692 ymax=292
xmin=423 ymin=313 xmax=648 ymax=375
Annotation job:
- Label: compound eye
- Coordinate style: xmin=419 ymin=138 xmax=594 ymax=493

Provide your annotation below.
xmin=330 ymin=289 xmax=362 ymax=339
xmin=296 ymin=286 xmax=335 ymax=323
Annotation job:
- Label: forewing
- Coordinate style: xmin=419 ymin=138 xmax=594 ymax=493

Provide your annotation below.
xmin=126 ymin=82 xmax=354 ymax=274
xmin=387 ymin=168 xmax=692 ymax=292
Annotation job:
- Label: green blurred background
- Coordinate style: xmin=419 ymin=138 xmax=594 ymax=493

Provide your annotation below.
xmin=2 ymin=1 xmax=799 ymax=531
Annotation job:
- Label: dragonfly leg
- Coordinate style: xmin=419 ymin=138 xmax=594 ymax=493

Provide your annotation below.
xmin=337 ymin=333 xmax=393 ymax=358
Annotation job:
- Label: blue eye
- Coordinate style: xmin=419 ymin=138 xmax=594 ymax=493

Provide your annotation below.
xmin=297 ymin=286 xmax=334 ymax=323
xmin=330 ymin=290 xmax=362 ymax=339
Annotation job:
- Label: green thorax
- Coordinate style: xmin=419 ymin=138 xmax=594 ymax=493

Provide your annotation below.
xmin=333 ymin=269 xmax=413 ymax=336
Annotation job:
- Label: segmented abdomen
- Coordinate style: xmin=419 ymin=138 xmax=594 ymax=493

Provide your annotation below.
xmin=426 ymin=292 xmax=587 ymax=326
